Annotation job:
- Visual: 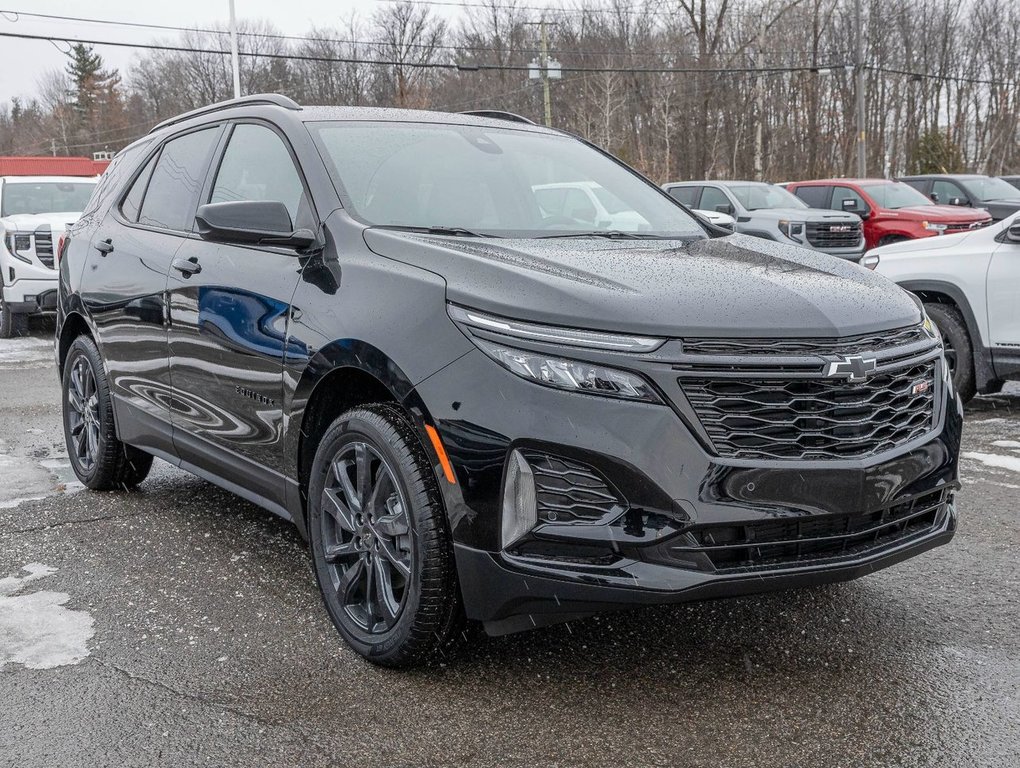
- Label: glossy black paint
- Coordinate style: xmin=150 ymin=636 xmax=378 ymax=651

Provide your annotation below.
xmin=57 ymin=102 xmax=961 ymax=634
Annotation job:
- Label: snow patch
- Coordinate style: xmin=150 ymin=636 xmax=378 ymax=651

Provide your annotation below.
xmin=0 ymin=563 xmax=95 ymax=670
xmin=963 ymin=452 xmax=1020 ymax=474
xmin=991 ymin=440 xmax=1020 ymax=450
xmin=0 ymin=336 xmax=54 ymax=369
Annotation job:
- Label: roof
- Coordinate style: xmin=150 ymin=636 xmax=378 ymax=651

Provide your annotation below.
xmin=790 ymin=178 xmax=893 ymax=185
xmin=2 ymin=175 xmax=99 ymax=184
xmin=0 ymin=156 xmax=110 ymax=177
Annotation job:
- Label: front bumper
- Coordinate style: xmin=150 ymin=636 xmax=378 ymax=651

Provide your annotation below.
xmin=412 ymin=349 xmax=962 ymax=633
xmin=2 ymin=277 xmax=58 ymax=314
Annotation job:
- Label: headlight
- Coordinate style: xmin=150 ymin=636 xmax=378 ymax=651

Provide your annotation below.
xmin=3 ymin=233 xmax=33 ymax=263
xmin=778 ymin=220 xmax=805 ymax=242
xmin=473 ymin=338 xmax=663 ymax=403
xmin=922 ymin=221 xmax=947 ymax=233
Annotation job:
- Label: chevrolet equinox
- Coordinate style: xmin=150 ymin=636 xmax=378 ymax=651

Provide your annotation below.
xmin=57 ymin=95 xmax=961 ymax=667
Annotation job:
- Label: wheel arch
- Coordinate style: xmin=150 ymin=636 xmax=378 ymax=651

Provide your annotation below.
xmin=57 ymin=310 xmax=96 ymax=379
xmin=898 ymin=279 xmax=997 ymax=392
xmin=288 ymin=339 xmax=442 ymax=535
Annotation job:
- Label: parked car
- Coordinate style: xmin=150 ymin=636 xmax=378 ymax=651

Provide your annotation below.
xmin=532 ymin=180 xmax=651 ymax=230
xmin=58 ymin=96 xmax=960 ymax=666
xmin=692 ymin=208 xmax=735 ymax=230
xmin=999 ymin=175 xmax=1020 ymax=191
xmin=899 ymin=174 xmax=1020 ymax=221
xmin=0 ymin=175 xmax=96 ymax=337
xmin=786 ymin=178 xmax=992 ymax=250
xmin=663 ymin=180 xmax=864 ymax=259
xmin=864 ymin=212 xmax=1020 ymax=401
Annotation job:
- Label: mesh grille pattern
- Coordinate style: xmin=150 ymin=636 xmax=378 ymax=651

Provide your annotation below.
xmin=524 ymin=452 xmax=623 ymax=523
xmin=682 ymin=361 xmax=936 ymax=460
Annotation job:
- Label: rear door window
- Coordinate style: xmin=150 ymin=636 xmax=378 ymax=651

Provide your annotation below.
xmin=667 ymin=186 xmax=701 ymax=207
xmin=792 ymin=185 xmax=831 ymax=209
xmin=138 ymin=127 xmax=220 ymax=231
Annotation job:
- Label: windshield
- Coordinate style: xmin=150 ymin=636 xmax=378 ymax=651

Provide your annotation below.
xmin=725 ymin=183 xmax=807 ymax=211
xmin=1 ymin=181 xmax=96 ymax=217
xmin=860 ymin=182 xmax=932 ymax=209
xmin=966 ymin=176 xmax=1020 ymax=202
xmin=310 ymin=121 xmax=704 ymax=238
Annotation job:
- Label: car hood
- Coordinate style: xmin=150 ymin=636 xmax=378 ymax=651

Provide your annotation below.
xmin=0 ymin=211 xmax=80 ymax=232
xmin=748 ymin=208 xmax=860 ymax=223
xmin=886 ymin=205 xmax=990 ymax=221
xmin=363 ymin=230 xmax=920 ymax=338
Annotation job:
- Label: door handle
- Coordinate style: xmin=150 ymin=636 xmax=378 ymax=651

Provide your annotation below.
xmin=171 ymin=256 xmax=202 ymax=277
xmin=95 ymin=238 xmax=114 ymax=256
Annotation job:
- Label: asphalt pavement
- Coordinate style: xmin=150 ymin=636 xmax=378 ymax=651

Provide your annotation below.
xmin=1 ymin=322 xmax=1017 ymax=768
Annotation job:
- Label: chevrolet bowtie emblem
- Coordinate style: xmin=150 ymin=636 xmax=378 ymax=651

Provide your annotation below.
xmin=825 ymin=354 xmax=878 ymax=382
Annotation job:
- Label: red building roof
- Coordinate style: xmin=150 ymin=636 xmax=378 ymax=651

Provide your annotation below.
xmin=0 ymin=156 xmax=111 ymax=177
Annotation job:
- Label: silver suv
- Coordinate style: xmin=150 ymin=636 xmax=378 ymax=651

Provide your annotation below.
xmin=664 ymin=180 xmax=865 ymax=260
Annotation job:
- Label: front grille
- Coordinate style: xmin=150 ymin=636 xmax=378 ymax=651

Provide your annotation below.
xmin=945 ymin=221 xmax=989 ymax=233
xmin=806 ymin=221 xmax=862 ymax=249
xmin=34 ymin=230 xmax=54 ymax=268
xmin=678 ymin=488 xmax=948 ymax=571
xmin=682 ymin=361 xmax=936 ymax=460
xmin=523 ymin=452 xmax=624 ymax=524
xmin=680 ymin=325 xmax=930 ymax=357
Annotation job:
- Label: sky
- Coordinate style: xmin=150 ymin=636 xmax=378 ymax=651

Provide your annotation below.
xmin=0 ymin=0 xmax=459 ymax=104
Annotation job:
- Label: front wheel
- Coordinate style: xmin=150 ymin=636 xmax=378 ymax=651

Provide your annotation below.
xmin=0 ymin=286 xmax=28 ymax=339
xmin=308 ymin=404 xmax=461 ymax=667
xmin=62 ymin=335 xmax=153 ymax=489
xmin=925 ymin=302 xmax=976 ymax=403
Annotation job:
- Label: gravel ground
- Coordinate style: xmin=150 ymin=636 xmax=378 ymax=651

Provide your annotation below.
xmin=0 ymin=324 xmax=1017 ymax=768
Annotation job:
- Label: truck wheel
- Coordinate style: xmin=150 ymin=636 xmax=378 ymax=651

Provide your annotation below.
xmin=62 ymin=335 xmax=153 ymax=489
xmin=925 ymin=302 xmax=976 ymax=403
xmin=0 ymin=290 xmax=28 ymax=338
xmin=307 ymin=404 xmax=461 ymax=667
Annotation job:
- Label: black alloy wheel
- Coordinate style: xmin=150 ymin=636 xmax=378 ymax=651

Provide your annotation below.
xmin=320 ymin=441 xmax=413 ymax=633
xmin=61 ymin=335 xmax=153 ymax=489
xmin=308 ymin=404 xmax=462 ymax=667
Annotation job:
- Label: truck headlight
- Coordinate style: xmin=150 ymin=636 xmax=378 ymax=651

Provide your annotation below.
xmin=3 ymin=233 xmax=33 ymax=263
xmin=922 ymin=221 xmax=948 ymax=233
xmin=778 ymin=220 xmax=805 ymax=242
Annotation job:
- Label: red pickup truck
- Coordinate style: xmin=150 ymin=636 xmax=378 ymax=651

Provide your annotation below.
xmin=784 ymin=178 xmax=992 ymax=250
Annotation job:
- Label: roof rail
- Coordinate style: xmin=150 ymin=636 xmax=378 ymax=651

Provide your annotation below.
xmin=149 ymin=94 xmax=301 ymax=134
xmin=459 ymin=110 xmax=536 ymax=125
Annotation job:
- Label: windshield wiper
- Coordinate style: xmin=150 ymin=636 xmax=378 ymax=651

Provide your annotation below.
xmin=374 ymin=224 xmax=493 ymax=237
xmin=536 ymin=230 xmax=668 ymax=240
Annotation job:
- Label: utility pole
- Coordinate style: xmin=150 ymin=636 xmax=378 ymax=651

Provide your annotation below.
xmin=50 ymin=138 xmax=57 ymax=157
xmin=527 ymin=20 xmax=561 ymax=127
xmin=854 ymin=0 xmax=866 ymax=177
xmin=754 ymin=40 xmax=765 ymax=180
xmin=228 ymin=0 xmax=241 ymax=99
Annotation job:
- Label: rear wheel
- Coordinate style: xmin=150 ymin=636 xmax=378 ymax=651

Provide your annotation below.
xmin=924 ymin=302 xmax=976 ymax=403
xmin=62 ymin=335 xmax=153 ymax=489
xmin=308 ymin=404 xmax=461 ymax=667
xmin=0 ymin=285 xmax=28 ymax=339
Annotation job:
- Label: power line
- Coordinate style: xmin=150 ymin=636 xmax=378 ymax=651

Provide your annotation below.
xmin=0 ymin=29 xmax=847 ymax=75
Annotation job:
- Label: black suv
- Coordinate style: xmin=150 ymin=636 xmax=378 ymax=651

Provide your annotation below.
xmin=899 ymin=174 xmax=1020 ymax=221
xmin=57 ymin=95 xmax=961 ymax=666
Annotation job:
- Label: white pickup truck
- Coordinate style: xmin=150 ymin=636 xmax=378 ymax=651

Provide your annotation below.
xmin=867 ymin=213 xmax=1020 ymax=402
xmin=0 ymin=175 xmax=97 ymax=337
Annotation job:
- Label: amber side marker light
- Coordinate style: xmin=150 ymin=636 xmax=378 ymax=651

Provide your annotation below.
xmin=424 ymin=424 xmax=456 ymax=484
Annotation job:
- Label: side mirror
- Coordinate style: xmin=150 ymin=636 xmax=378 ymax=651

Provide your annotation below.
xmin=930 ymin=193 xmax=940 ymax=203
xmin=195 ymin=201 xmax=315 ymax=248
xmin=950 ymin=197 xmax=966 ymax=207
xmin=715 ymin=203 xmax=734 ymax=216
xmin=1006 ymin=223 xmax=1020 ymax=243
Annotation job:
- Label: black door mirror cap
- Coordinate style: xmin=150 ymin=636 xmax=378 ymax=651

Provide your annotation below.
xmin=196 ymin=201 xmax=309 ymax=247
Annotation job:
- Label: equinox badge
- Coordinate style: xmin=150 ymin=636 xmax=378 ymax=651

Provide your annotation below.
xmin=825 ymin=354 xmax=878 ymax=382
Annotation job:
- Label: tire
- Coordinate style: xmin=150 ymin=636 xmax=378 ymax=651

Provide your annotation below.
xmin=0 ymin=286 xmax=28 ymax=339
xmin=924 ymin=302 xmax=976 ymax=403
xmin=308 ymin=404 xmax=461 ymax=667
xmin=61 ymin=335 xmax=153 ymax=490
